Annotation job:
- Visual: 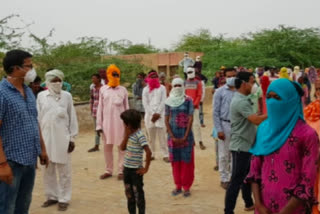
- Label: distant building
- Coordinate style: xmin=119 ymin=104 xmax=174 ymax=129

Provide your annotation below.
xmin=101 ymin=52 xmax=203 ymax=77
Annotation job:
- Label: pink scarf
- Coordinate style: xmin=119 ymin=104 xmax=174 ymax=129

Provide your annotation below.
xmin=146 ymin=73 xmax=160 ymax=92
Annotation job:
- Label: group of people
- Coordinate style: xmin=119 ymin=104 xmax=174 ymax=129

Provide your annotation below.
xmin=212 ymin=65 xmax=320 ymax=214
xmin=0 ymin=50 xmax=78 ymax=213
xmin=1 ymin=48 xmax=320 ymax=214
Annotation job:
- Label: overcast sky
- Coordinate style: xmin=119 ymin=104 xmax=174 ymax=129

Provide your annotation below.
xmin=1 ymin=0 xmax=320 ymax=49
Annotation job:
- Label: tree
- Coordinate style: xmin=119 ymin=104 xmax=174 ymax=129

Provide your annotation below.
xmin=0 ymin=14 xmax=25 ymax=51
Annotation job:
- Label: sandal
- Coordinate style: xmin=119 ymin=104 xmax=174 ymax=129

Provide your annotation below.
xmin=183 ymin=190 xmax=191 ymax=197
xmin=100 ymin=173 xmax=112 ymax=180
xmin=171 ymin=189 xmax=182 ymax=196
xmin=41 ymin=199 xmax=58 ymax=208
xmin=58 ymin=202 xmax=69 ymax=211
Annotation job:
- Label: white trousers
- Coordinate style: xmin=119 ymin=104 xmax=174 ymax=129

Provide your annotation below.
xmin=147 ymin=127 xmax=168 ymax=158
xmin=218 ymin=121 xmax=232 ymax=182
xmin=43 ymin=158 xmax=72 ymax=203
xmin=192 ymin=109 xmax=202 ymax=143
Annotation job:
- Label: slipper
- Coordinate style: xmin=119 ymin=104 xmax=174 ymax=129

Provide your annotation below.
xmin=100 ymin=173 xmax=112 ymax=180
xmin=171 ymin=189 xmax=182 ymax=196
xmin=58 ymin=202 xmax=69 ymax=211
xmin=42 ymin=199 xmax=58 ymax=208
xmin=183 ymin=190 xmax=191 ymax=197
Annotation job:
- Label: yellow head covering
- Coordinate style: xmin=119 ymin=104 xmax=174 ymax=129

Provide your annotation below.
xmin=106 ymin=64 xmax=120 ymax=87
xmin=279 ymin=67 xmax=289 ymax=79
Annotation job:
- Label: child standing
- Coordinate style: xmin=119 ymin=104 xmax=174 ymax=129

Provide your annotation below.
xmin=120 ymin=109 xmax=152 ymax=214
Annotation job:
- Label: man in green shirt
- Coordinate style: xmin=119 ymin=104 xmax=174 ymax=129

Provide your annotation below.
xmin=224 ymin=72 xmax=267 ymax=214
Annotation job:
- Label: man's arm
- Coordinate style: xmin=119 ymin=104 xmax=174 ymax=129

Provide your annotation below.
xmin=213 ymin=90 xmax=223 ymax=133
xmin=247 ymin=114 xmax=267 ymax=126
xmin=38 ymin=126 xmax=49 ymax=167
xmin=0 ymin=120 xmax=14 ymax=185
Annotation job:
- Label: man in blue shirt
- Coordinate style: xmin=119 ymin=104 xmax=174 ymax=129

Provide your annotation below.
xmin=213 ymin=68 xmax=236 ymax=189
xmin=0 ymin=50 xmax=49 ymax=214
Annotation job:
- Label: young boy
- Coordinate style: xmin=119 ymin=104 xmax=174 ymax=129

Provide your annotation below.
xmin=120 ymin=109 xmax=152 ymax=214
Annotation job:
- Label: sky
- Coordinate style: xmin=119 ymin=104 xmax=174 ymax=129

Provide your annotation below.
xmin=1 ymin=0 xmax=320 ymax=49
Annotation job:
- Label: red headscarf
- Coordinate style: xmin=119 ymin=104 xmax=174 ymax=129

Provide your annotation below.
xmin=260 ymin=75 xmax=270 ymax=96
xmin=145 ymin=71 xmax=160 ymax=92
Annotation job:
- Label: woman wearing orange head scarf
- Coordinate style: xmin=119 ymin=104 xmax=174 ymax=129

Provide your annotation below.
xmin=96 ymin=64 xmax=129 ymax=180
xmin=304 ymin=79 xmax=320 ymax=214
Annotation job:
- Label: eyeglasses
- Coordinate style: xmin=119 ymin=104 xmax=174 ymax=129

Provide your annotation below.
xmin=21 ymin=64 xmax=33 ymax=69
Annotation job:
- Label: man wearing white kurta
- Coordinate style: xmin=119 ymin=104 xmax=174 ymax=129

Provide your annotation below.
xmin=37 ymin=69 xmax=78 ymax=211
xmin=142 ymin=70 xmax=169 ymax=162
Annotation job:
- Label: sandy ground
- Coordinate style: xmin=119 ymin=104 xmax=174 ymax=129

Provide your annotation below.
xmin=29 ymin=103 xmax=251 ymax=214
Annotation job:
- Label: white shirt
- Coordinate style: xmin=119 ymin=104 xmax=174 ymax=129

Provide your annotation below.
xmin=37 ymin=90 xmax=78 ymax=164
xmin=142 ymin=85 xmax=166 ymax=128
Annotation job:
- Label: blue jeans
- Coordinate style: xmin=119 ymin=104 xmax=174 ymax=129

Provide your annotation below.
xmin=0 ymin=161 xmax=36 ymax=214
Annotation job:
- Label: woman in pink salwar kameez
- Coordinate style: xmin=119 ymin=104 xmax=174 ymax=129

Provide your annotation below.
xmin=247 ymin=79 xmax=319 ymax=214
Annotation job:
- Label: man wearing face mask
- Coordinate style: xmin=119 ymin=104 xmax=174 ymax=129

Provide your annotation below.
xmin=224 ymin=72 xmax=267 ymax=214
xmin=37 ymin=69 xmax=78 ymax=211
xmin=248 ymin=81 xmax=263 ymax=114
xmin=142 ymin=70 xmax=169 ymax=162
xmin=96 ymin=65 xmax=129 ymax=180
xmin=185 ymin=67 xmax=205 ymax=150
xmin=132 ymin=72 xmax=146 ymax=116
xmin=213 ymin=67 xmax=236 ymax=189
xmin=179 ymin=52 xmax=195 ymax=79
xmin=0 ymin=50 xmax=49 ymax=214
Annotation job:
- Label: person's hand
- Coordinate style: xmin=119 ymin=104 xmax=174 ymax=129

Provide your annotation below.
xmin=0 ymin=163 xmax=14 ymax=185
xmin=173 ymin=138 xmax=184 ymax=144
xmin=151 ymin=113 xmax=161 ymax=123
xmin=218 ymin=132 xmax=225 ymax=141
xmin=97 ymin=130 xmax=103 ymax=137
xmin=68 ymin=142 xmax=75 ymax=153
xmin=256 ymin=204 xmax=271 ymax=214
xmin=136 ymin=167 xmax=148 ymax=175
xmin=39 ymin=151 xmax=49 ymax=167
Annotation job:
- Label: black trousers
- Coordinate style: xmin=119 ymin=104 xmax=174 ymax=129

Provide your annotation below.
xmin=224 ymin=151 xmax=254 ymax=214
xmin=123 ymin=167 xmax=145 ymax=214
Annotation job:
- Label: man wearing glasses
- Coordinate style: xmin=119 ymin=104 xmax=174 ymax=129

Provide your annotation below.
xmin=0 ymin=49 xmax=49 ymax=213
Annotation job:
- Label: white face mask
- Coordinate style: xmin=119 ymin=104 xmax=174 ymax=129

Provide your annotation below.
xmin=171 ymin=87 xmax=184 ymax=97
xmin=48 ymin=82 xmax=63 ymax=94
xmin=187 ymin=72 xmax=195 ymax=79
xmin=24 ymin=68 xmax=37 ymax=84
xmin=251 ymin=83 xmax=258 ymax=94
xmin=226 ymin=77 xmax=235 ymax=87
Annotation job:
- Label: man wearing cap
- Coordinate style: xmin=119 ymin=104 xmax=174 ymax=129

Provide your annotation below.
xmin=96 ymin=65 xmax=129 ymax=180
xmin=179 ymin=52 xmax=195 ymax=79
xmin=185 ymin=67 xmax=206 ymax=150
xmin=37 ymin=69 xmax=78 ymax=211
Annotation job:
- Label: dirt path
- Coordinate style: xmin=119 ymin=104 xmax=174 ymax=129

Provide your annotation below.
xmin=29 ymin=104 xmax=250 ymax=214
